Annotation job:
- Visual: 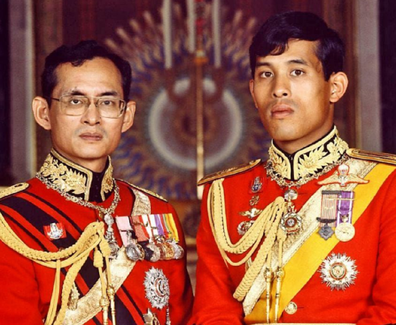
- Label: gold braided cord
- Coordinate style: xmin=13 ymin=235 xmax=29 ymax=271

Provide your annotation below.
xmin=54 ymin=254 xmax=91 ymax=325
xmin=209 ymin=180 xmax=286 ymax=261
xmin=0 ymin=212 xmax=111 ymax=325
xmin=212 ymin=179 xmax=267 ymax=252
xmin=207 ymin=179 xmax=288 ymax=302
xmin=233 ymin=202 xmax=286 ymax=301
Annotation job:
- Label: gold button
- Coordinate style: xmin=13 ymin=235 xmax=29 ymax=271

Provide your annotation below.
xmin=285 ymin=301 xmax=297 ymax=314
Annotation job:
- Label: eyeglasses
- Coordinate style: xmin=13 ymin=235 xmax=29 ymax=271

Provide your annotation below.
xmin=51 ymin=95 xmax=127 ymax=119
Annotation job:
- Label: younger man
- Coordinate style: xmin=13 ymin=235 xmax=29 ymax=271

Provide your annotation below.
xmin=190 ymin=11 xmax=396 ymax=325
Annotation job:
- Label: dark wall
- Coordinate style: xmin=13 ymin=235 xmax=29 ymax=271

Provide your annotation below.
xmin=0 ymin=0 xmax=11 ymax=184
xmin=380 ymin=0 xmax=396 ymax=153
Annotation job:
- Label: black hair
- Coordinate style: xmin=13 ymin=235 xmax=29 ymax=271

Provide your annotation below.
xmin=41 ymin=40 xmax=132 ymax=100
xmin=249 ymin=11 xmax=345 ymax=80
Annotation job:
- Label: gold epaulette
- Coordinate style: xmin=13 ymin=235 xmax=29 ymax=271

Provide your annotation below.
xmin=198 ymin=159 xmax=262 ymax=186
xmin=0 ymin=183 xmax=29 ymax=200
xmin=118 ymin=179 xmax=168 ymax=202
xmin=347 ymin=148 xmax=396 ymax=165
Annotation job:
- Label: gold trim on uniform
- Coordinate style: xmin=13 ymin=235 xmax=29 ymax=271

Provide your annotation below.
xmin=124 ymin=181 xmax=168 ymax=202
xmin=198 ymin=159 xmax=262 ymax=186
xmin=347 ymin=148 xmax=396 ymax=166
xmin=101 ymin=161 xmax=114 ymax=201
xmin=37 ymin=149 xmax=114 ymax=201
xmin=0 ymin=183 xmax=29 ymax=199
xmin=269 ymin=127 xmax=348 ymax=181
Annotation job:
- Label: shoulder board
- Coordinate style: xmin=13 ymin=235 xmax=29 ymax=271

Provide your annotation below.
xmin=198 ymin=159 xmax=262 ymax=186
xmin=0 ymin=183 xmax=29 ymax=200
xmin=347 ymin=148 xmax=396 ymax=165
xmin=117 ymin=179 xmax=168 ymax=202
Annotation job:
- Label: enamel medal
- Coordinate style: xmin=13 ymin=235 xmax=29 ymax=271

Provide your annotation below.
xmin=319 ymin=253 xmax=358 ymax=290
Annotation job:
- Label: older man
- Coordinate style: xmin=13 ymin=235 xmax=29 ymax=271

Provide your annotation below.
xmin=0 ymin=40 xmax=193 ymax=325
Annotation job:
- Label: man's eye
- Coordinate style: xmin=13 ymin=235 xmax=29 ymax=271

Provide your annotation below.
xmin=260 ymin=71 xmax=273 ymax=78
xmin=100 ymin=99 xmax=116 ymax=106
xmin=291 ymin=69 xmax=304 ymax=76
xmin=69 ymin=98 xmax=83 ymax=105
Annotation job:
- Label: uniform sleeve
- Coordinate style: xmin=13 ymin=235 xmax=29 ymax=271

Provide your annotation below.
xmin=357 ymin=171 xmax=396 ymax=325
xmin=189 ymin=184 xmax=245 ymax=325
xmin=166 ymin=203 xmax=194 ymax=324
xmin=0 ymin=228 xmax=44 ymax=324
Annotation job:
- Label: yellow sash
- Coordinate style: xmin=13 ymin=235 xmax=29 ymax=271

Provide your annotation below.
xmin=246 ymin=162 xmax=395 ymax=323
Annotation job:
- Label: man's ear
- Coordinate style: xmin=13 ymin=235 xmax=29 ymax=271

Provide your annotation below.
xmin=249 ymin=79 xmax=259 ymax=109
xmin=329 ymin=72 xmax=348 ymax=103
xmin=32 ymin=96 xmax=52 ymax=130
xmin=121 ymin=100 xmax=136 ymax=133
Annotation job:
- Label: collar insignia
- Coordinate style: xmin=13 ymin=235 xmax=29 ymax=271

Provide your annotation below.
xmin=268 ymin=126 xmax=348 ymax=181
xmin=36 ymin=149 xmax=114 ymax=201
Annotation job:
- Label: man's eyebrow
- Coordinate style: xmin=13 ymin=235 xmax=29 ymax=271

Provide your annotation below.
xmin=99 ymin=91 xmax=119 ymax=97
xmin=255 ymin=58 xmax=309 ymax=68
xmin=288 ymin=58 xmax=308 ymax=65
xmin=255 ymin=62 xmax=272 ymax=68
xmin=65 ymin=90 xmax=119 ymax=97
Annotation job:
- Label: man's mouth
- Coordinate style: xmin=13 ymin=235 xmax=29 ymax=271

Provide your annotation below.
xmin=79 ymin=132 xmax=103 ymax=141
xmin=271 ymin=104 xmax=294 ymax=119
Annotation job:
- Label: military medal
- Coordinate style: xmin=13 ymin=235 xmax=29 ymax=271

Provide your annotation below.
xmin=318 ymin=223 xmax=334 ymax=240
xmin=44 ymin=222 xmax=66 ymax=240
xmin=161 ymin=214 xmax=184 ymax=259
xmin=237 ymin=177 xmax=264 ymax=236
xmin=144 ymin=267 xmax=171 ymax=324
xmin=318 ymin=191 xmax=338 ymax=239
xmin=319 ymin=253 xmax=358 ymax=290
xmin=237 ymin=220 xmax=255 ymax=236
xmin=250 ymin=176 xmax=263 ymax=193
xmin=319 ymin=190 xmax=355 ymax=241
xmin=335 ymin=191 xmax=355 ymax=242
xmin=102 ymin=213 xmax=120 ymax=259
xmin=335 ymin=222 xmax=355 ymax=242
xmin=280 ymin=211 xmax=302 ymax=234
xmin=280 ymin=189 xmax=302 ymax=235
xmin=125 ymin=231 xmax=145 ymax=261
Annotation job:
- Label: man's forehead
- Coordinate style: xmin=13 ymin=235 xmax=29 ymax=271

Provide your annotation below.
xmin=256 ymin=39 xmax=320 ymax=66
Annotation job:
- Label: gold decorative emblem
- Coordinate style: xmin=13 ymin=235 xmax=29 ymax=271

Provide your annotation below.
xmin=38 ymin=153 xmax=87 ymax=196
xmin=319 ymin=253 xmax=358 ymax=290
xmin=317 ymin=164 xmax=369 ymax=187
xmin=144 ymin=267 xmax=170 ymax=309
xmin=101 ymin=161 xmax=114 ymax=200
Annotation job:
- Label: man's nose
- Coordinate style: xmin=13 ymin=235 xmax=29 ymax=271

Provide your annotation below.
xmin=81 ymin=100 xmax=101 ymax=125
xmin=272 ymin=76 xmax=290 ymax=98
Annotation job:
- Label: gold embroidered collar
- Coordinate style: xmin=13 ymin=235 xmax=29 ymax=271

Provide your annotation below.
xmin=36 ymin=149 xmax=114 ymax=202
xmin=268 ymin=126 xmax=349 ymax=181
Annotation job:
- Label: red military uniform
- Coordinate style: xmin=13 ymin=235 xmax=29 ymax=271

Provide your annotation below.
xmin=0 ymin=149 xmax=193 ymax=325
xmin=190 ymin=127 xmax=396 ymax=325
